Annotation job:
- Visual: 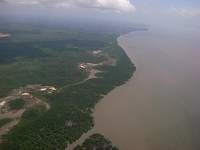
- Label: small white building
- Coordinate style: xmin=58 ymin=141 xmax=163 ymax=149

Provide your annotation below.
xmin=40 ymin=88 xmax=47 ymax=91
xmin=0 ymin=101 xmax=6 ymax=107
xmin=79 ymin=63 xmax=87 ymax=69
xmin=22 ymin=93 xmax=30 ymax=96
xmin=93 ymin=50 xmax=102 ymax=55
xmin=49 ymin=87 xmax=56 ymax=91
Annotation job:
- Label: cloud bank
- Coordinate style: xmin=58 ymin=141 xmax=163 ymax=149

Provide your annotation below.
xmin=3 ymin=0 xmax=136 ymax=12
xmin=172 ymin=7 xmax=200 ymax=17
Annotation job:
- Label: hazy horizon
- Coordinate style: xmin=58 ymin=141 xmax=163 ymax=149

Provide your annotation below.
xmin=0 ymin=0 xmax=200 ymax=29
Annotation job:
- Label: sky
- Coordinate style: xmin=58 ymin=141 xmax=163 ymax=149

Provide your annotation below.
xmin=0 ymin=0 xmax=200 ymax=27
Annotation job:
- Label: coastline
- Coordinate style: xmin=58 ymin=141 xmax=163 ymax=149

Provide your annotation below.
xmin=0 ymin=27 xmax=137 ymax=149
xmin=66 ymin=32 xmax=136 ymax=150
xmin=92 ymin=28 xmax=200 ymax=150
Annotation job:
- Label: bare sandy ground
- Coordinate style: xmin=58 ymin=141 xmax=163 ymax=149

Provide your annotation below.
xmin=0 ymin=33 xmax=10 ymax=38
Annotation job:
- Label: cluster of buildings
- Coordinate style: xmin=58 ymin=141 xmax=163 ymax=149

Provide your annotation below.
xmin=16 ymin=84 xmax=57 ymax=95
xmin=39 ymin=86 xmax=57 ymax=94
xmin=79 ymin=50 xmax=102 ymax=71
xmin=0 ymin=84 xmax=57 ymax=113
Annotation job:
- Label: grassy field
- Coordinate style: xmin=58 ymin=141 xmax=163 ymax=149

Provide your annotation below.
xmin=0 ymin=23 xmax=136 ymax=149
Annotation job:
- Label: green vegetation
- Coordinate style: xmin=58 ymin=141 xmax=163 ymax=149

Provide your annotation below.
xmin=0 ymin=23 xmax=136 ymax=149
xmin=22 ymin=105 xmax=46 ymax=120
xmin=0 ymin=118 xmax=12 ymax=128
xmin=8 ymin=99 xmax=25 ymax=110
xmin=74 ymin=134 xmax=119 ymax=150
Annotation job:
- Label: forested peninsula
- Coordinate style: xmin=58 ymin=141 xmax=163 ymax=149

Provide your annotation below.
xmin=0 ymin=22 xmax=138 ymax=149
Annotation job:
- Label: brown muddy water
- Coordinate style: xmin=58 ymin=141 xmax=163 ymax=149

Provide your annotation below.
xmin=93 ymin=27 xmax=200 ymax=150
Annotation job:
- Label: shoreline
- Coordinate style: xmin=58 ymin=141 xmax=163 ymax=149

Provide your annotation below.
xmin=0 ymin=27 xmax=139 ymax=149
xmin=66 ymin=32 xmax=136 ymax=150
xmin=92 ymin=28 xmax=200 ymax=150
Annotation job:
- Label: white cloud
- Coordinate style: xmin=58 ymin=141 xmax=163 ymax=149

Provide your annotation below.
xmin=172 ymin=7 xmax=200 ymax=17
xmin=4 ymin=0 xmax=136 ymax=12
